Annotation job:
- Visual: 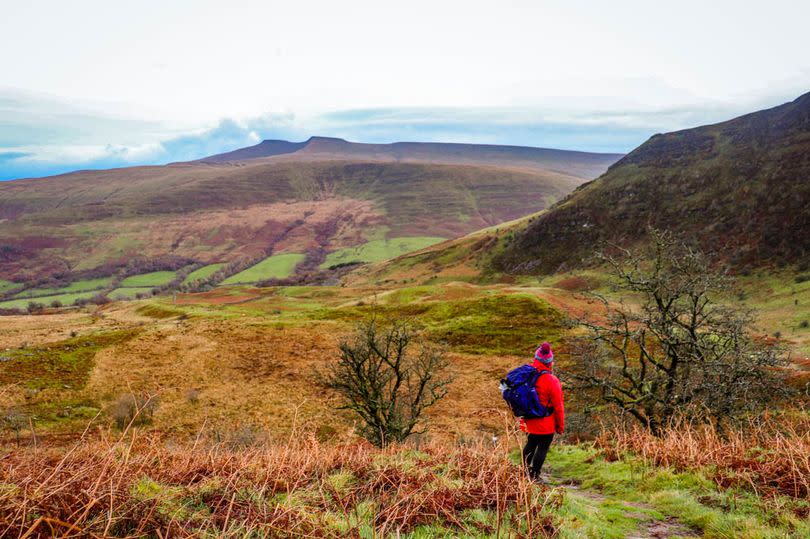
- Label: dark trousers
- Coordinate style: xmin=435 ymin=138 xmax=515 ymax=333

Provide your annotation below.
xmin=523 ymin=433 xmax=554 ymax=479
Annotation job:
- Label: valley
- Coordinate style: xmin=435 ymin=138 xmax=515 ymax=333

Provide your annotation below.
xmin=2 ymin=96 xmax=810 ymax=538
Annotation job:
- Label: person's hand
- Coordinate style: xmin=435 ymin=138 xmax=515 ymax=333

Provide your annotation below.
xmin=556 ymin=428 xmax=564 ymax=435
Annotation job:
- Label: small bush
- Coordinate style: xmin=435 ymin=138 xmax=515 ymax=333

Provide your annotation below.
xmin=800 ymin=320 xmax=809 ymax=329
xmin=795 ymin=274 xmax=810 ymax=284
xmin=89 ymin=294 xmax=110 ymax=305
xmin=185 ymin=388 xmax=200 ymax=405
xmin=110 ymin=393 xmax=158 ymax=429
xmin=1 ymin=408 xmax=27 ymax=442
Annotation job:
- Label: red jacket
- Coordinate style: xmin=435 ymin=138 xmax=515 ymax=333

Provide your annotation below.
xmin=519 ymin=360 xmax=565 ymax=435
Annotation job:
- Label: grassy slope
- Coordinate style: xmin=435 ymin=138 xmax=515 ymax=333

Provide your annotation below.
xmin=120 ymin=271 xmax=177 ymax=287
xmin=547 ymin=445 xmax=809 ymax=539
xmin=320 ymin=237 xmax=446 ymax=269
xmin=181 ymin=263 xmax=224 ymax=285
xmin=12 ymin=277 xmax=114 ymax=299
xmin=0 ymin=157 xmax=591 ymax=282
xmin=494 ymin=91 xmax=810 ymax=274
xmin=0 ymin=279 xmax=19 ymax=294
xmin=221 ymin=253 xmax=306 ymax=284
xmin=0 ymin=291 xmax=99 ymax=309
xmin=1 ymin=275 xmax=808 ymax=536
xmin=343 ymin=211 xmax=538 ymax=287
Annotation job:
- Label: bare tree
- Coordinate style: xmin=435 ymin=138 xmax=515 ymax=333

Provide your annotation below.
xmin=326 ymin=318 xmax=453 ymax=447
xmin=564 ymin=230 xmax=791 ymax=434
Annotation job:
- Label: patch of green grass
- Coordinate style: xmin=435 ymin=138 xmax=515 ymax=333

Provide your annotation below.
xmin=556 ymin=494 xmax=656 ymax=539
xmin=321 ymin=237 xmax=446 ymax=269
xmin=182 ymin=263 xmax=225 ymax=285
xmin=545 ymin=445 xmax=810 ymax=539
xmin=135 ymin=303 xmax=185 ymax=319
xmin=22 ymin=397 xmax=103 ymax=430
xmin=0 ymin=279 xmax=20 ymax=295
xmin=13 ymin=277 xmax=115 ymax=299
xmin=131 ymin=477 xmax=208 ymax=522
xmin=314 ymin=293 xmax=566 ymax=355
xmin=0 ymin=330 xmax=139 ymax=390
xmin=383 ymin=286 xmax=437 ymax=305
xmin=222 ymin=253 xmax=306 ymax=284
xmin=120 ymin=271 xmax=177 ymax=287
xmin=0 ymin=291 xmax=100 ymax=310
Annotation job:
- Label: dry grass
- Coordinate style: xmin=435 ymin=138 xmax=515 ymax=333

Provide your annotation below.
xmin=0 ymin=427 xmax=560 ymax=538
xmin=595 ymin=413 xmax=810 ymax=500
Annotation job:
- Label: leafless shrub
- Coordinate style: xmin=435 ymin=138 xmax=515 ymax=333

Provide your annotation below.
xmin=26 ymin=302 xmax=44 ymax=314
xmin=563 ymin=230 xmax=792 ymax=433
xmin=1 ymin=408 xmax=27 ymax=444
xmin=110 ymin=393 xmax=159 ymax=430
xmin=326 ymin=317 xmax=453 ymax=447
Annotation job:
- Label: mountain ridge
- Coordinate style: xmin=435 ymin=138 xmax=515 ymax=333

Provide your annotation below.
xmin=493 ymin=91 xmax=810 ymax=274
xmin=0 ymin=138 xmax=621 ymax=282
xmin=200 ymin=136 xmax=623 ymax=179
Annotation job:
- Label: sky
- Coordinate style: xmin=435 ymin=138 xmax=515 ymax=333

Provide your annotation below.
xmin=1 ymin=0 xmax=809 ymax=180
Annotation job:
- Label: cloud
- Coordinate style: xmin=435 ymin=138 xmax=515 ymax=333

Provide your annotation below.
xmin=2 ymin=88 xmax=808 ymax=181
xmin=0 ymin=151 xmax=33 ymax=162
xmin=159 ymin=114 xmax=296 ymax=162
xmin=0 ymin=92 xmax=299 ymax=179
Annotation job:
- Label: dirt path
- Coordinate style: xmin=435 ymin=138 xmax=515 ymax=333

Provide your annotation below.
xmin=550 ymin=475 xmax=699 ymax=539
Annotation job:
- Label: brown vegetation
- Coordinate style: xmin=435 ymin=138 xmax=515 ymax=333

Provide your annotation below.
xmin=596 ymin=414 xmax=810 ymax=501
xmin=0 ymin=430 xmax=559 ymax=537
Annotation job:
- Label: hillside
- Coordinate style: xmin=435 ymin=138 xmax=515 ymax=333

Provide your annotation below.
xmin=493 ymin=91 xmax=810 ymax=274
xmin=1 ymin=280 xmax=807 ymax=537
xmin=0 ymin=139 xmax=620 ymax=297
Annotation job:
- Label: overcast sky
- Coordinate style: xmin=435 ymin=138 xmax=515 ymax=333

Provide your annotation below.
xmin=1 ymin=0 xmax=809 ymax=180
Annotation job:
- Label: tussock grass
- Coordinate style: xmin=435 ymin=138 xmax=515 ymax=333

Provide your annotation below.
xmin=548 ymin=443 xmax=810 ymax=538
xmin=0 ymin=431 xmax=560 ymax=538
xmin=595 ymin=415 xmax=810 ymax=500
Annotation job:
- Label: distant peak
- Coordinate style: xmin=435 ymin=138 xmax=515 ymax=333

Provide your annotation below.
xmin=305 ymin=136 xmax=349 ymax=144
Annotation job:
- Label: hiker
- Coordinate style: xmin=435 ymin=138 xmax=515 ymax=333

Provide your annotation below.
xmin=520 ymin=342 xmax=564 ymax=480
xmin=501 ymin=342 xmax=565 ymax=481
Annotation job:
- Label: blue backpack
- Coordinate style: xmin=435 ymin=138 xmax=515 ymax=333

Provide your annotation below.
xmin=500 ymin=364 xmax=554 ymax=419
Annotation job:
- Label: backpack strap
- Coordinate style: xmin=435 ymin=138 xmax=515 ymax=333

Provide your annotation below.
xmin=534 ymin=369 xmax=553 ymax=409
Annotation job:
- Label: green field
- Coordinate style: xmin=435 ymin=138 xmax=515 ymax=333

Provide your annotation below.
xmin=182 ymin=263 xmax=225 ymax=285
xmin=221 ymin=254 xmax=306 ymax=285
xmin=0 ymin=279 xmax=20 ymax=295
xmin=320 ymin=237 xmax=445 ymax=269
xmin=109 ymin=287 xmax=153 ymax=300
xmin=0 ymin=291 xmax=99 ymax=310
xmin=120 ymin=271 xmax=177 ymax=288
xmin=13 ymin=277 xmax=115 ymax=299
